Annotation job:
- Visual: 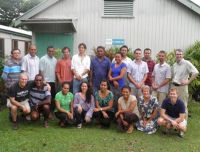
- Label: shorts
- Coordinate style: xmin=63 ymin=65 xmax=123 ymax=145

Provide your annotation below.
xmin=7 ymin=99 xmax=30 ymax=113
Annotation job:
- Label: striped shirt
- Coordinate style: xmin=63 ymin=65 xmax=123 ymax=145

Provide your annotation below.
xmin=29 ymin=85 xmax=51 ymax=107
xmin=1 ymin=57 xmax=22 ymax=88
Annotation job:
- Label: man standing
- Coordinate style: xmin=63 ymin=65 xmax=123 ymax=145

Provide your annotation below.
xmin=152 ymin=50 xmax=171 ymax=105
xmin=172 ymin=49 xmax=199 ymax=115
xmin=158 ymin=88 xmax=187 ymax=138
xmin=56 ymin=47 xmax=73 ymax=92
xmin=71 ymin=43 xmax=90 ymax=94
xmin=21 ymin=44 xmax=39 ymax=80
xmin=8 ymin=73 xmax=31 ymax=130
xmin=127 ymin=48 xmax=149 ymax=98
xmin=39 ymin=46 xmax=57 ymax=111
xmin=90 ymin=46 xmax=111 ymax=92
xmin=2 ymin=48 xmax=22 ymax=89
xmin=142 ymin=48 xmax=155 ymax=87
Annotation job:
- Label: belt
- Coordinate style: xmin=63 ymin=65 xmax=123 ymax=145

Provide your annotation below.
xmin=172 ymin=82 xmax=181 ymax=86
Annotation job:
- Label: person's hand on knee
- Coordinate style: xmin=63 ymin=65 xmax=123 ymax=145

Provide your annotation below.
xmin=85 ymin=116 xmax=91 ymax=123
xmin=77 ymin=105 xmax=82 ymax=113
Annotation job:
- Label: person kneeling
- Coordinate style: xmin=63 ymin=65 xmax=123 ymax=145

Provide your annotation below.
xmin=29 ymin=74 xmax=51 ymax=128
xmin=55 ymin=82 xmax=74 ymax=127
xmin=115 ymin=86 xmax=139 ymax=133
xmin=93 ymin=80 xmax=114 ymax=128
xmin=158 ymin=88 xmax=187 ymax=138
xmin=73 ymin=82 xmax=95 ymax=128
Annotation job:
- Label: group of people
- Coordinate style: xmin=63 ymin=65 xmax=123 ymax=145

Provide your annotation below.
xmin=2 ymin=43 xmax=199 ymax=138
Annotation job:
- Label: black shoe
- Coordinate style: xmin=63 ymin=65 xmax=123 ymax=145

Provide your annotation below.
xmin=12 ymin=122 xmax=18 ymax=130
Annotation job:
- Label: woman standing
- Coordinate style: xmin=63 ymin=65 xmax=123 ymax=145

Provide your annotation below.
xmin=73 ymin=82 xmax=95 ymax=128
xmin=108 ymin=52 xmax=127 ymax=112
xmin=136 ymin=85 xmax=159 ymax=134
xmin=93 ymin=80 xmax=114 ymax=128
xmin=55 ymin=82 xmax=74 ymax=127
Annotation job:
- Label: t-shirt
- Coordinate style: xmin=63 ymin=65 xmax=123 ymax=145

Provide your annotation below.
xmin=110 ymin=62 xmax=126 ymax=88
xmin=161 ymin=98 xmax=185 ymax=118
xmin=8 ymin=81 xmax=32 ymax=102
xmin=118 ymin=95 xmax=139 ymax=117
xmin=55 ymin=91 xmax=74 ymax=112
xmin=29 ymin=84 xmax=51 ymax=107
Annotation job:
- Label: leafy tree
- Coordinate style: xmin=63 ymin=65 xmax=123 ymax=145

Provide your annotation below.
xmin=0 ymin=0 xmax=42 ymax=26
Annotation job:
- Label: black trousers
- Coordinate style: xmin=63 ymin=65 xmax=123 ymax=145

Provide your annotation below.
xmin=54 ymin=112 xmax=73 ymax=124
xmin=74 ymin=107 xmax=87 ymax=124
xmin=48 ymin=82 xmax=56 ymax=111
xmin=93 ymin=111 xmax=114 ymax=127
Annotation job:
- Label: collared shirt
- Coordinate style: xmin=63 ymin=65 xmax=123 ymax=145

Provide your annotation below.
xmin=143 ymin=59 xmax=155 ymax=86
xmin=39 ymin=54 xmax=57 ymax=82
xmin=55 ymin=58 xmax=73 ymax=82
xmin=172 ymin=59 xmax=199 ymax=84
xmin=71 ymin=54 xmax=90 ymax=79
xmin=152 ymin=62 xmax=171 ymax=93
xmin=90 ymin=56 xmax=111 ymax=90
xmin=127 ymin=60 xmax=149 ymax=88
xmin=1 ymin=57 xmax=22 ymax=88
xmin=21 ymin=53 xmax=39 ymax=80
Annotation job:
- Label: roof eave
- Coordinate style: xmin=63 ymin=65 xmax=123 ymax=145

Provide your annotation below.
xmin=177 ymin=0 xmax=200 ymax=15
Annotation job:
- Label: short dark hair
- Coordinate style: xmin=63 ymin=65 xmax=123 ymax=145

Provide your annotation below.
xmin=134 ymin=48 xmax=142 ymax=54
xmin=62 ymin=47 xmax=70 ymax=53
xmin=144 ymin=48 xmax=151 ymax=53
xmin=62 ymin=81 xmax=70 ymax=88
xmin=120 ymin=45 xmax=129 ymax=51
xmin=97 ymin=46 xmax=105 ymax=51
xmin=35 ymin=74 xmax=44 ymax=80
xmin=78 ymin=43 xmax=87 ymax=49
xmin=47 ymin=46 xmax=54 ymax=52
xmin=121 ymin=86 xmax=131 ymax=92
xmin=11 ymin=48 xmax=21 ymax=54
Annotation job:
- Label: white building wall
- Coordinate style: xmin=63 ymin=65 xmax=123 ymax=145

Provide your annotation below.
xmin=0 ymin=32 xmax=31 ymax=56
xmin=32 ymin=0 xmax=200 ymax=57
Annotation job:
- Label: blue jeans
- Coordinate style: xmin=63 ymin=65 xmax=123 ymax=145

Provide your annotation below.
xmin=73 ymin=78 xmax=88 ymax=94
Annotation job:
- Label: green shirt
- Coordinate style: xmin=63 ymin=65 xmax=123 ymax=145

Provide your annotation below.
xmin=55 ymin=91 xmax=73 ymax=112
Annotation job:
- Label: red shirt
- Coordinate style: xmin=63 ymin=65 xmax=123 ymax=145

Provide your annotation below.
xmin=55 ymin=58 xmax=73 ymax=82
xmin=144 ymin=59 xmax=155 ymax=86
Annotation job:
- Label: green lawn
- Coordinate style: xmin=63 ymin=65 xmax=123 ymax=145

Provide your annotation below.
xmin=0 ymin=101 xmax=200 ymax=152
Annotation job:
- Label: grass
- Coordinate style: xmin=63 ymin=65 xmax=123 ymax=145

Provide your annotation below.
xmin=0 ymin=101 xmax=200 ymax=152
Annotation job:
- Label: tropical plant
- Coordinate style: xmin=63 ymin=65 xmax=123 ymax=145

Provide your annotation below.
xmin=184 ymin=41 xmax=200 ymax=101
xmin=93 ymin=47 xmax=134 ymax=61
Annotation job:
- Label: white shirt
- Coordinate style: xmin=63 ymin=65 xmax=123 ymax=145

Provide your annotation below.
xmin=152 ymin=62 xmax=171 ymax=93
xmin=21 ymin=53 xmax=39 ymax=80
xmin=39 ymin=54 xmax=57 ymax=82
xmin=127 ymin=60 xmax=149 ymax=88
xmin=71 ymin=54 xmax=90 ymax=79
xmin=112 ymin=56 xmax=132 ymax=67
xmin=172 ymin=59 xmax=199 ymax=84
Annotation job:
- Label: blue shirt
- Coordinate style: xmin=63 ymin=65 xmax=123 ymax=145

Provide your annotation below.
xmin=161 ymin=98 xmax=185 ymax=118
xmin=90 ymin=56 xmax=111 ymax=90
xmin=110 ymin=63 xmax=126 ymax=88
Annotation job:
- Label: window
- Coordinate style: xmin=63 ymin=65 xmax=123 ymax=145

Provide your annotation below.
xmin=104 ymin=0 xmax=134 ymax=17
xmin=0 ymin=38 xmax=4 ymax=57
xmin=12 ymin=39 xmax=18 ymax=50
xmin=25 ymin=41 xmax=31 ymax=54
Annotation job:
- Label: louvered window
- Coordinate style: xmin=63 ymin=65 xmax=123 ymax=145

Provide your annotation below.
xmin=104 ymin=0 xmax=134 ymax=17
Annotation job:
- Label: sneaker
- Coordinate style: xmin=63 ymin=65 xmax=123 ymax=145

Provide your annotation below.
xmin=178 ymin=131 xmax=184 ymax=138
xmin=44 ymin=121 xmax=49 ymax=128
xmin=77 ymin=123 xmax=82 ymax=129
xmin=12 ymin=122 xmax=18 ymax=130
xmin=126 ymin=125 xmax=134 ymax=134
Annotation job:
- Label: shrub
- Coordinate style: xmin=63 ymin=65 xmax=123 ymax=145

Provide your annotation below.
xmin=93 ymin=47 xmax=134 ymax=61
xmin=184 ymin=41 xmax=200 ymax=101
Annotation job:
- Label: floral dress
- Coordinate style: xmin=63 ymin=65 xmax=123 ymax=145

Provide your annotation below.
xmin=136 ymin=95 xmax=159 ymax=134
